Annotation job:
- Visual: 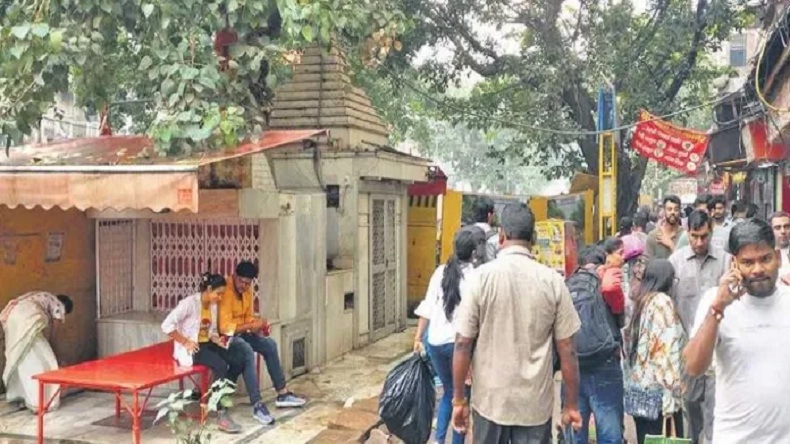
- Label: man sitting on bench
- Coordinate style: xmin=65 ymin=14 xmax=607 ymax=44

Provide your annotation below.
xmin=219 ymin=261 xmax=307 ymax=425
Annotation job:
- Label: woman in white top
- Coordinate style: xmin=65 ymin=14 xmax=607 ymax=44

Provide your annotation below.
xmin=161 ymin=273 xmax=243 ymax=434
xmin=413 ymin=226 xmax=486 ymax=444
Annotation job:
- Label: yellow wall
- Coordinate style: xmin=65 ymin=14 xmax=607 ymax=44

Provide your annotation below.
xmin=439 ymin=190 xmax=463 ymax=264
xmin=407 ymin=195 xmax=439 ymax=314
xmin=0 ymin=207 xmax=97 ymax=392
xmin=529 ymin=196 xmax=548 ymax=221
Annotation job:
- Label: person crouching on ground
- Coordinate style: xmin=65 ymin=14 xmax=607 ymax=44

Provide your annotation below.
xmin=219 ymin=261 xmax=307 ymax=425
xmin=413 ymin=225 xmax=484 ymax=444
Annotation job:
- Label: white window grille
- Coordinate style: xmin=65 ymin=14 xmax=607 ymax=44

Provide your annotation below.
xmin=150 ymin=219 xmax=260 ymax=312
xmin=97 ymin=220 xmax=135 ymax=317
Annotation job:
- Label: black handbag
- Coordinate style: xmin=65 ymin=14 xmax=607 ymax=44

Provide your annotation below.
xmin=624 ymin=383 xmax=663 ymax=420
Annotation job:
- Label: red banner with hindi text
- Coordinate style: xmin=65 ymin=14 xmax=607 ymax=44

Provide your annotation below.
xmin=630 ymin=110 xmax=710 ymax=174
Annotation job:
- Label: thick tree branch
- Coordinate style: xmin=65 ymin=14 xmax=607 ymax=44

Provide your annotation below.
xmin=663 ymin=0 xmax=709 ymax=103
xmin=560 ymin=84 xmax=598 ymax=172
xmin=423 ymin=3 xmax=509 ymax=77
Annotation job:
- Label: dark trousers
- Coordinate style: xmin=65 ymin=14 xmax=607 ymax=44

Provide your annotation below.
xmin=238 ymin=333 xmax=286 ymax=391
xmin=472 ymin=411 xmax=552 ymax=444
xmin=634 ymin=410 xmax=684 ymax=444
xmin=194 ymin=342 xmax=243 ymax=380
xmin=685 ymin=375 xmax=714 ymax=444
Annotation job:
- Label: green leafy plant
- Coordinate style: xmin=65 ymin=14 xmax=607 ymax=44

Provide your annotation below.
xmin=0 ymin=0 xmax=410 ymax=155
xmin=154 ymin=379 xmax=236 ymax=444
xmin=363 ymin=0 xmax=755 ymax=214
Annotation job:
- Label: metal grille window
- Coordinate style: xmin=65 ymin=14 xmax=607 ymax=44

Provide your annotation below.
xmin=97 ymin=220 xmax=135 ymax=317
xmin=292 ymin=337 xmax=307 ymax=375
xmin=151 ymin=219 xmax=260 ymax=311
xmin=729 ymin=34 xmax=747 ymax=67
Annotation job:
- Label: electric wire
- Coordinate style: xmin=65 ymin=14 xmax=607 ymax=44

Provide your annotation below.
xmin=754 ymin=11 xmax=790 ymax=113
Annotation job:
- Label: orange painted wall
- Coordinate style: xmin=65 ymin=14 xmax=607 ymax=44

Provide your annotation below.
xmin=0 ymin=207 xmax=97 ymax=392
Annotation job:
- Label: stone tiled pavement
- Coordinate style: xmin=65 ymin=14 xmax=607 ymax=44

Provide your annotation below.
xmin=0 ymin=328 xmax=640 ymax=444
xmin=0 ymin=330 xmax=414 ymax=444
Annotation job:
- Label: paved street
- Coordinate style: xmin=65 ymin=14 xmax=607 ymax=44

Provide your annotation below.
xmin=0 ymin=331 xmax=413 ymax=444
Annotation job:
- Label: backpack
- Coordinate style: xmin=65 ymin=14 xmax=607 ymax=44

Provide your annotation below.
xmin=564 ymin=268 xmax=619 ymax=366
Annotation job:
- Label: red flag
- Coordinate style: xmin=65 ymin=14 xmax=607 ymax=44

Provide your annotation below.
xmin=630 ymin=110 xmax=710 ymax=174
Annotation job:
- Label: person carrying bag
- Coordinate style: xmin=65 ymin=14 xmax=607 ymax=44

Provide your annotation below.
xmin=644 ymin=416 xmax=691 ymax=444
xmin=623 ymin=260 xmax=687 ymax=443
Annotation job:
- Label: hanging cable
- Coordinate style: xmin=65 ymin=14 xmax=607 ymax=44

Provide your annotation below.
xmin=754 ymin=13 xmax=790 ymax=113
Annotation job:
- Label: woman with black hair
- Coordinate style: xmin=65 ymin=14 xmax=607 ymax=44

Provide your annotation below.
xmin=624 ymin=260 xmax=686 ymax=443
xmin=162 ymin=273 xmax=244 ymax=434
xmin=413 ymin=225 xmax=485 ymax=444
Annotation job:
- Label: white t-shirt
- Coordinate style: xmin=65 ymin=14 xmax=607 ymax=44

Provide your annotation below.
xmin=414 ymin=263 xmax=475 ymax=346
xmin=778 ymin=248 xmax=790 ymax=286
xmin=692 ymin=285 xmax=790 ymax=443
xmin=208 ymin=303 xmax=218 ymax=337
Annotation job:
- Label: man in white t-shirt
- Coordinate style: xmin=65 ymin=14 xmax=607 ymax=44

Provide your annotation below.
xmin=770 ymin=212 xmax=790 ymax=285
xmin=684 ymin=218 xmax=790 ymax=444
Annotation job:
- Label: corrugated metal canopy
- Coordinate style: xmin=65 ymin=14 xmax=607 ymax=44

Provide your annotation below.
xmin=0 ymin=129 xmax=326 ymax=212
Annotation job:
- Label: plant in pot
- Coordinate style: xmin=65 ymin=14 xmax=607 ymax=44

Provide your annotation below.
xmin=155 ymin=379 xmax=236 ymax=444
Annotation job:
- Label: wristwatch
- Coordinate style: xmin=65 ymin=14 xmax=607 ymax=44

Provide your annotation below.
xmin=452 ymin=398 xmax=468 ymax=407
xmin=710 ymin=306 xmax=724 ymax=322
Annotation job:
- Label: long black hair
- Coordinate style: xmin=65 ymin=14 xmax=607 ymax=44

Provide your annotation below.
xmin=619 ymin=217 xmax=633 ymax=236
xmin=628 ymin=259 xmax=676 ymax=365
xmin=442 ymin=226 xmax=486 ymax=320
xmin=199 ymin=272 xmax=226 ymax=292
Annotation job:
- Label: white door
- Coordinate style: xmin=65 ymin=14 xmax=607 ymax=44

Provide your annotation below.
xmin=369 ymin=195 xmax=399 ymax=341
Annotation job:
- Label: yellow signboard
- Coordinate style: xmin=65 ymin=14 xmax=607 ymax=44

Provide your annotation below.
xmin=533 ymin=220 xmax=566 ymax=274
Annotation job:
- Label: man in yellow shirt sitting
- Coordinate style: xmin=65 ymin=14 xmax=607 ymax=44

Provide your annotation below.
xmin=219 ymin=261 xmax=307 ymax=422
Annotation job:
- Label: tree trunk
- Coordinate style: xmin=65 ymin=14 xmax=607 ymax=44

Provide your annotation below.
xmin=615 ymin=133 xmax=648 ymax=218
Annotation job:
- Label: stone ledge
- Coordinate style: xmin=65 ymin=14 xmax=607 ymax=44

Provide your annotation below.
xmin=351 ymin=396 xmax=379 ymax=415
xmin=307 ymin=428 xmax=367 ymax=443
xmin=328 ymin=409 xmax=382 ymax=433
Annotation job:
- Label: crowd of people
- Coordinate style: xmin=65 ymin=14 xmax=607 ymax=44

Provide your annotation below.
xmin=413 ymin=196 xmax=790 ymax=444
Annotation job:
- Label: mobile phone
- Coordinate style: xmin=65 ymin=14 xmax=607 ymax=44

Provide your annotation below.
xmin=728 ymin=262 xmax=743 ymax=295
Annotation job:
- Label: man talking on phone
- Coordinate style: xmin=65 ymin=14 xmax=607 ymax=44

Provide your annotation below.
xmin=668 ymin=210 xmax=730 ymax=444
xmin=684 ymin=218 xmax=790 ymax=443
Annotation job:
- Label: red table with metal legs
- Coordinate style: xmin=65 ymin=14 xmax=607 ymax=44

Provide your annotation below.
xmin=33 ymin=341 xmax=209 ymax=444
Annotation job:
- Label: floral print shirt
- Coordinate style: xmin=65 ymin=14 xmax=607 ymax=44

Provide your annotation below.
xmin=626 ymin=291 xmax=686 ymax=414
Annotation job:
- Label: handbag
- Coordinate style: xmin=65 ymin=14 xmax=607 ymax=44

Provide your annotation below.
xmin=624 ymin=383 xmax=663 ymax=420
xmin=644 ymin=416 xmax=692 ymax=444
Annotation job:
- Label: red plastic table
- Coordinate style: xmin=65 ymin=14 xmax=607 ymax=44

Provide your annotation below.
xmin=33 ymin=341 xmax=209 ymax=444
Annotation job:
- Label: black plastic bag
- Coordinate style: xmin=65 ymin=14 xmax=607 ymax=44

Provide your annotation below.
xmin=378 ymin=353 xmax=435 ymax=444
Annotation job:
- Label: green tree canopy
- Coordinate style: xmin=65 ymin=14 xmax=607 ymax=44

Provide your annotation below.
xmin=371 ymin=0 xmax=754 ymax=214
xmin=0 ymin=0 xmax=408 ymax=154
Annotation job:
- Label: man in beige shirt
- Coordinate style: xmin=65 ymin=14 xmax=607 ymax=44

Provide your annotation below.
xmin=451 ymin=204 xmax=583 ymax=443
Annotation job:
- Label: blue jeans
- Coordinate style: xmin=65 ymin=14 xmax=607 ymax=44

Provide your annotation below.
xmin=427 ymin=342 xmax=468 ymax=444
xmin=239 ymin=333 xmax=286 ymax=392
xmin=563 ymin=357 xmax=624 ymax=444
xmin=228 ymin=339 xmax=262 ymax=406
